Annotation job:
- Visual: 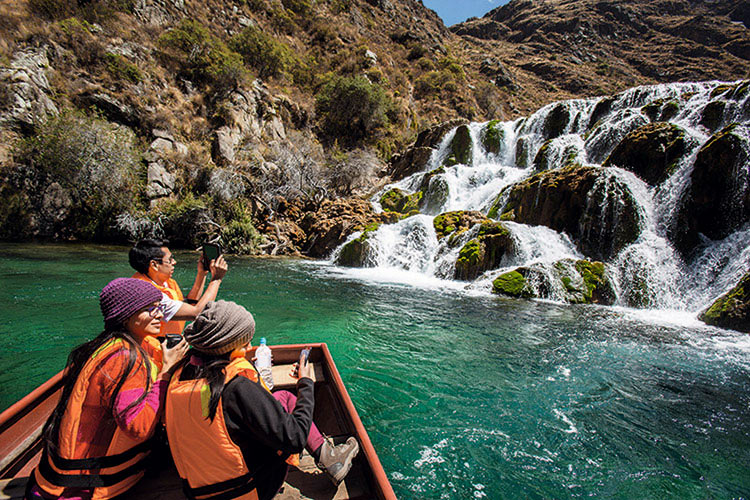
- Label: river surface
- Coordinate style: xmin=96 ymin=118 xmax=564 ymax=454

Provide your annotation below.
xmin=2 ymin=242 xmax=749 ymax=499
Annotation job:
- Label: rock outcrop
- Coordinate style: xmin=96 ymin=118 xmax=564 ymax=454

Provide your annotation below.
xmin=0 ymin=48 xmax=58 ymax=131
xmin=490 ymin=164 xmax=643 ymax=260
xmin=454 ymin=221 xmax=515 ymax=280
xmin=699 ymin=273 xmax=750 ymax=333
xmin=674 ymin=123 xmax=749 ymax=254
xmin=604 ymin=122 xmax=693 ymax=186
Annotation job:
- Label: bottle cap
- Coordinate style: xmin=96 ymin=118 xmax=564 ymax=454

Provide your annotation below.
xmin=260 ymin=337 xmax=267 ymax=345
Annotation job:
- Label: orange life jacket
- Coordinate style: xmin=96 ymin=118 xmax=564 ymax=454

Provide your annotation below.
xmin=165 ymin=358 xmax=299 ymax=500
xmin=132 ymin=272 xmax=185 ymax=335
xmin=34 ymin=336 xmax=162 ymax=500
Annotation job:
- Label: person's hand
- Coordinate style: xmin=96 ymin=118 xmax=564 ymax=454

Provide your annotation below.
xmin=210 ymin=255 xmax=228 ymax=280
xmin=197 ymin=252 xmax=207 ymax=275
xmin=292 ymin=349 xmax=313 ymax=380
xmin=161 ymin=338 xmax=189 ymax=374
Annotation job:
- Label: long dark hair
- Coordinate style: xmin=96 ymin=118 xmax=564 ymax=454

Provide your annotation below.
xmin=43 ymin=327 xmax=154 ymax=450
xmin=184 ymin=351 xmax=232 ymax=422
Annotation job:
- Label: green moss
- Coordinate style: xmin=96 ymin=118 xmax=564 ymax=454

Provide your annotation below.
xmin=433 ymin=211 xmax=460 ymax=238
xmin=450 ymin=124 xmax=473 ymax=165
xmin=481 ymin=119 xmax=503 ymax=155
xmin=477 ymin=221 xmax=509 ymax=238
xmin=575 ymin=260 xmax=606 ymax=303
xmin=492 ymin=270 xmax=530 ymax=298
xmin=641 ymin=99 xmax=664 ymax=121
xmin=379 ymin=188 xmax=422 ymax=214
xmin=457 ymin=239 xmax=481 ymax=266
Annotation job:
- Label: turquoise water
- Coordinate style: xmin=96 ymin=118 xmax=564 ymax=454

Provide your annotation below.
xmin=2 ymin=243 xmax=749 ymax=499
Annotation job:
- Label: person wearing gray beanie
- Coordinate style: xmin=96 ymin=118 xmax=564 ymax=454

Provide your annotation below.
xmin=28 ymin=278 xmax=189 ymax=499
xmin=165 ymin=301 xmax=359 ymax=500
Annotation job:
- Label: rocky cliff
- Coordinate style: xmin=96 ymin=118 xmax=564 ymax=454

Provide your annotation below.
xmin=0 ymin=0 xmax=747 ymax=257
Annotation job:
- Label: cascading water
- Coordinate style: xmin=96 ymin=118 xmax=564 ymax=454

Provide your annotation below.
xmin=332 ymin=80 xmax=750 ymax=319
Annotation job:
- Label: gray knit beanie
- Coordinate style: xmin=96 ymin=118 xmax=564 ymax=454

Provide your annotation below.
xmin=183 ymin=300 xmax=255 ymax=354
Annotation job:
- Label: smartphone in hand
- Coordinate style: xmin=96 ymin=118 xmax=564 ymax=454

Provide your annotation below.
xmin=201 ymin=242 xmax=222 ymax=270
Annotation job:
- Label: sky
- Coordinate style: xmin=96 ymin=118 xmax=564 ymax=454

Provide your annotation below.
xmin=421 ymin=0 xmax=513 ymax=27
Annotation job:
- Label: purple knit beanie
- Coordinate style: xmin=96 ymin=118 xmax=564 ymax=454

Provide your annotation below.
xmin=100 ymin=278 xmax=163 ymax=327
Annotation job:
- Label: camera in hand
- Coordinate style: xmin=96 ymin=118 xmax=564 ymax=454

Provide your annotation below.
xmin=165 ymin=334 xmax=182 ymax=348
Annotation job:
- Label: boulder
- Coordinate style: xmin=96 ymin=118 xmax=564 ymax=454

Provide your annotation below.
xmin=641 ymin=98 xmax=680 ymax=122
xmin=490 ymin=164 xmax=643 ymax=260
xmin=481 ymin=120 xmax=504 ymax=155
xmin=515 ymin=136 xmax=531 ymax=168
xmin=76 ymin=92 xmax=140 ymax=128
xmin=554 ymin=259 xmax=616 ymax=305
xmin=699 ymin=100 xmax=726 ymax=132
xmin=587 ymin=96 xmax=615 ymax=130
xmin=492 ymin=268 xmax=541 ymax=299
xmin=146 ymin=161 xmax=176 ymax=200
xmin=454 ymin=221 xmax=515 ymax=280
xmin=542 ymin=103 xmax=571 ymax=140
xmin=418 ymin=167 xmax=449 ymax=214
xmin=388 ymin=146 xmax=433 ymax=181
xmin=478 ymin=57 xmax=516 ymax=89
xmin=699 ymin=273 xmax=750 ymax=333
xmin=433 ymin=210 xmax=488 ymax=240
xmin=532 ymin=139 xmax=578 ymax=172
xmin=335 ymin=223 xmax=380 ymax=267
xmin=604 ymin=122 xmax=692 ymax=186
xmin=414 ymin=118 xmax=469 ymax=149
xmin=379 ymin=188 xmax=422 ymax=215
xmin=674 ymin=123 xmax=750 ymax=254
xmin=450 ymin=124 xmax=473 ymax=165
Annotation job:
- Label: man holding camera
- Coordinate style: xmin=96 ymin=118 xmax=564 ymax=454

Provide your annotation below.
xmin=129 ymin=238 xmax=228 ymax=335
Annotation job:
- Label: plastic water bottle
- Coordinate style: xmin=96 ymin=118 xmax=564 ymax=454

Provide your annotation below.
xmin=255 ymin=337 xmax=274 ymax=390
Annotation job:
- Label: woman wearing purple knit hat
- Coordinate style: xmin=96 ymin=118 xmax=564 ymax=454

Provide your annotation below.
xmin=26 ymin=278 xmax=189 ymax=500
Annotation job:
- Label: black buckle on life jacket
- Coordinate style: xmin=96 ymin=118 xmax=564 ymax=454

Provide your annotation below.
xmin=182 ymin=471 xmax=256 ymax=500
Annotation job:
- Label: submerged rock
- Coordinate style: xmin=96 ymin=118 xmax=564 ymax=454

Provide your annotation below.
xmin=454 ymin=221 xmax=515 ymax=280
xmin=674 ymin=123 xmax=750 ymax=255
xmin=604 ymin=122 xmax=692 ymax=186
xmin=489 ymin=164 xmax=643 ymax=260
xmin=699 ymin=273 xmax=750 ymax=333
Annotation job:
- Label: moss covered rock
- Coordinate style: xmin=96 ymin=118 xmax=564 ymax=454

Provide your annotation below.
xmin=641 ymin=99 xmax=680 ymax=122
xmin=515 ymin=136 xmax=531 ymax=169
xmin=418 ymin=167 xmax=449 ymax=214
xmin=454 ymin=221 xmax=515 ymax=280
xmin=699 ymin=100 xmax=726 ymax=132
xmin=699 ymin=273 xmax=750 ymax=333
xmin=604 ymin=122 xmax=691 ymax=186
xmin=433 ymin=210 xmax=488 ymax=240
xmin=450 ymin=124 xmax=473 ymax=165
xmin=673 ymin=123 xmax=750 ymax=255
xmin=492 ymin=269 xmax=533 ymax=298
xmin=542 ymin=103 xmax=571 ymax=140
xmin=481 ymin=120 xmax=503 ymax=155
xmin=532 ymin=140 xmax=578 ymax=172
xmin=335 ymin=223 xmax=380 ymax=267
xmin=379 ymin=188 xmax=423 ymax=215
xmin=493 ymin=164 xmax=643 ymax=260
xmin=555 ymin=259 xmax=616 ymax=305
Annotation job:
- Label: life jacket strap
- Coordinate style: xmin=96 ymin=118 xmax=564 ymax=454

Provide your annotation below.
xmin=47 ymin=438 xmax=154 ymax=470
xmin=37 ymin=448 xmax=149 ymax=488
xmin=182 ymin=471 xmax=256 ymax=500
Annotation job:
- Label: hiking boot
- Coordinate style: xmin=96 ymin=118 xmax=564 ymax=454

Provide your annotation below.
xmin=316 ymin=436 xmax=360 ymax=485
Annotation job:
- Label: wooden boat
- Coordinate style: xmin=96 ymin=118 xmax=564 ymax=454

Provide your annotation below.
xmin=0 ymin=343 xmax=397 ymax=500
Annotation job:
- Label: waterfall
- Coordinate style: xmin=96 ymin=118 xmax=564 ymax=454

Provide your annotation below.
xmin=333 ymin=80 xmax=750 ymax=316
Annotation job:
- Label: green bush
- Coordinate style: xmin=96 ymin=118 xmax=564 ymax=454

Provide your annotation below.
xmin=282 ymin=0 xmax=312 ymax=15
xmin=218 ymin=201 xmax=262 ymax=254
xmin=158 ymin=19 xmax=246 ymax=91
xmin=105 ymin=53 xmax=143 ymax=83
xmin=315 ymin=75 xmax=394 ymax=143
xmin=229 ymin=25 xmax=297 ymax=80
xmin=13 ymin=110 xmax=141 ymax=240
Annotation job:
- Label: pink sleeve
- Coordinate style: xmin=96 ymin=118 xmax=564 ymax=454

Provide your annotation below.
xmin=99 ymin=350 xmax=167 ymax=440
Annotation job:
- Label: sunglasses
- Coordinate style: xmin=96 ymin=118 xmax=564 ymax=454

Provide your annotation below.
xmin=145 ymin=303 xmax=167 ymax=318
